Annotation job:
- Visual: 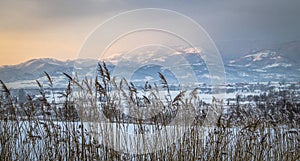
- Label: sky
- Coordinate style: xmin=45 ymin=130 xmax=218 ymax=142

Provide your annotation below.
xmin=0 ymin=0 xmax=300 ymax=66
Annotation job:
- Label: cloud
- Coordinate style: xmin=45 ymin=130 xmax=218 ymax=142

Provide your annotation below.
xmin=0 ymin=0 xmax=123 ymax=31
xmin=0 ymin=0 xmax=299 ymax=65
xmin=1 ymin=0 xmax=300 ymax=40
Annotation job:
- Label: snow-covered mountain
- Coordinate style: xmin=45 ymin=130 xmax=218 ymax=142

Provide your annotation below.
xmin=0 ymin=58 xmax=100 ymax=88
xmin=0 ymin=49 xmax=299 ymax=89
xmin=0 ymin=58 xmax=71 ymax=82
xmin=226 ymin=49 xmax=300 ymax=82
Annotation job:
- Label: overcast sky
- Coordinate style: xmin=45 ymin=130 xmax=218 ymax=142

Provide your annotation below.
xmin=0 ymin=0 xmax=299 ymax=65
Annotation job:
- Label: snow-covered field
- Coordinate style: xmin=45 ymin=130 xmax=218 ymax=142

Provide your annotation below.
xmin=1 ymin=119 xmax=299 ymax=160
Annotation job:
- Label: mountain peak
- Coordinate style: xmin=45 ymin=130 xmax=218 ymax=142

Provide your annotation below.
xmin=226 ymin=49 xmax=299 ymax=82
xmin=18 ymin=58 xmax=63 ymax=68
xmin=181 ymin=47 xmax=202 ymax=54
xmin=243 ymin=49 xmax=278 ymax=61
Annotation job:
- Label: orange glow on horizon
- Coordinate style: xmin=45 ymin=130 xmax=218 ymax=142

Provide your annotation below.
xmin=0 ymin=30 xmax=81 ymax=66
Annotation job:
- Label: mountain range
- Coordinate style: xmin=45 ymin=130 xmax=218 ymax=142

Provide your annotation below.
xmin=225 ymin=49 xmax=300 ymax=82
xmin=0 ymin=47 xmax=299 ymax=89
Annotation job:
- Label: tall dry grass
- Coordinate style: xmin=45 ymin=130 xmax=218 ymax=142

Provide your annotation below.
xmin=0 ymin=63 xmax=299 ymax=161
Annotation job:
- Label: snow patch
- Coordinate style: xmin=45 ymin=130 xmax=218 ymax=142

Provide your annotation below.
xmin=263 ymin=63 xmax=292 ymax=69
xmin=244 ymin=50 xmax=276 ymax=62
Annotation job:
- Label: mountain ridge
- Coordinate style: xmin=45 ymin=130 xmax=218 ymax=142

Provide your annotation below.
xmin=0 ymin=49 xmax=299 ymax=88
